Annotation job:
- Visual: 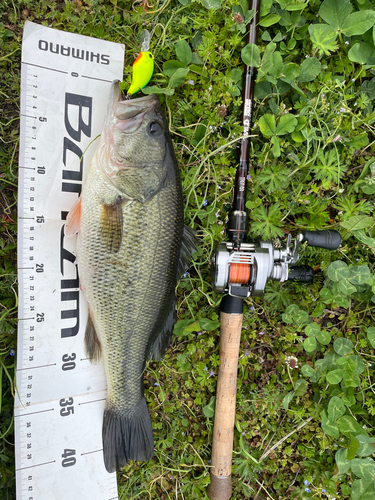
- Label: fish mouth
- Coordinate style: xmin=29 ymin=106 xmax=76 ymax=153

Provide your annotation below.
xmin=110 ymin=80 xmax=160 ymax=120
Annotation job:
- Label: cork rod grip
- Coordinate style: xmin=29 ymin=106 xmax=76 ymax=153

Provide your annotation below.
xmin=207 ymin=312 xmax=243 ymax=500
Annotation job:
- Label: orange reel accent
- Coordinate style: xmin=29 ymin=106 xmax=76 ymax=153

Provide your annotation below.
xmin=229 ymin=263 xmax=251 ymax=284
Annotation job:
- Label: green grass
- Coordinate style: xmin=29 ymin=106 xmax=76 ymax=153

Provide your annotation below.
xmin=1 ymin=0 xmax=375 ymax=498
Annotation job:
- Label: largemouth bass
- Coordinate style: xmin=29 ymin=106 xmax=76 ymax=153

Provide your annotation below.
xmin=65 ymin=81 xmax=195 ymax=473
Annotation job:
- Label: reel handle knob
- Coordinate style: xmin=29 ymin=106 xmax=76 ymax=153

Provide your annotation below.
xmin=288 ymin=265 xmax=314 ymax=283
xmin=301 ymin=230 xmax=342 ymax=250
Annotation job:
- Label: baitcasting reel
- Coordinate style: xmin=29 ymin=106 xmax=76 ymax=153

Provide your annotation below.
xmin=211 ymin=230 xmax=342 ymax=299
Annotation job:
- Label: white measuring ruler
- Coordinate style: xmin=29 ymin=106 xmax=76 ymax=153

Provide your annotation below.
xmin=16 ymin=22 xmax=124 ymax=500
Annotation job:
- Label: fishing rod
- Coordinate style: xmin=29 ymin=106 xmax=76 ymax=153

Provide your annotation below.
xmin=206 ymin=1 xmax=342 ymax=499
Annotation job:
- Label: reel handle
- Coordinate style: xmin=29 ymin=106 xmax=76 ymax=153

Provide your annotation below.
xmin=301 ymin=230 xmax=342 ymax=250
xmin=288 ymin=265 xmax=314 ymax=283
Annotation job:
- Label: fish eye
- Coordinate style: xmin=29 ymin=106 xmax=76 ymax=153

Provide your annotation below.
xmin=147 ymin=120 xmax=163 ymax=138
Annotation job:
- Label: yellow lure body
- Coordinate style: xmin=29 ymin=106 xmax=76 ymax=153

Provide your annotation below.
xmin=127 ymin=51 xmax=154 ymax=95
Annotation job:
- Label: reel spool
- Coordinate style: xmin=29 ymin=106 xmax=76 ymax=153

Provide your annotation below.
xmin=211 ymin=230 xmax=342 ymax=299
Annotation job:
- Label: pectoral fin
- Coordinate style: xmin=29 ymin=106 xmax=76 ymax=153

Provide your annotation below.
xmin=65 ymin=197 xmax=82 ymax=237
xmin=84 ymin=308 xmax=102 ymax=363
xmin=100 ymin=197 xmax=123 ymax=253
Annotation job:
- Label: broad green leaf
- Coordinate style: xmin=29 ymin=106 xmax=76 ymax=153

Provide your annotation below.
xmin=337 ymin=355 xmax=365 ymax=374
xmin=173 ymin=319 xmax=195 ymax=336
xmin=356 ymin=435 xmax=375 ymax=457
xmin=326 ymin=368 xmax=343 ymax=384
xmin=319 ymin=0 xmax=352 ymax=30
xmin=336 ymin=357 xmax=356 ymax=374
xmin=298 ymin=57 xmax=321 ymax=82
xmin=321 ymin=410 xmax=339 ymax=438
xmin=168 ymin=68 xmax=190 ymax=88
xmin=337 ymin=415 xmax=364 ymax=437
xmin=163 ymin=60 xmax=185 ymax=77
xmin=346 ymin=132 xmax=370 ymax=149
xmin=295 ymin=309 xmax=309 ymax=324
xmin=259 ymin=14 xmax=281 ymax=27
xmin=352 ymin=230 xmax=375 ymax=249
xmin=334 ymin=338 xmax=353 ymax=356
xmin=348 ymin=42 xmax=375 ymax=65
xmin=328 ymin=261 xmax=351 ymax=282
xmin=301 ymin=364 xmax=315 ymax=377
xmin=282 ymin=391 xmax=295 ymax=409
xmin=304 ymin=336 xmax=317 ymax=352
xmin=343 ymin=369 xmax=361 ymax=388
xmin=316 ymin=330 xmax=331 ymax=345
xmin=351 ymin=458 xmax=375 ymax=479
xmin=349 ymin=265 xmax=371 ymax=285
xmin=305 ymin=323 xmax=320 ymax=337
xmin=231 ymin=68 xmax=242 ymax=83
xmin=202 ymin=0 xmax=221 ymax=10
xmin=241 ymin=43 xmax=261 ymax=67
xmin=191 ymin=52 xmax=204 ymax=65
xmin=340 ymin=216 xmax=374 ymax=232
xmin=351 ymin=478 xmax=375 ymax=500
xmin=342 ymin=388 xmax=356 ymax=407
xmin=286 ymin=2 xmax=308 ymax=10
xmin=184 ymin=320 xmax=201 ymax=332
xmin=367 ymin=327 xmax=375 ymax=348
xmin=335 ymin=295 xmax=350 ymax=308
xmin=328 ymin=396 xmax=346 ymax=421
xmin=342 ymin=11 xmax=375 ymax=37
xmin=178 ymin=0 xmax=191 ymax=5
xmin=294 ymin=379 xmax=308 ymax=396
xmin=338 ymin=279 xmax=357 ymax=295
xmin=257 ymin=42 xmax=276 ymax=80
xmin=268 ymin=51 xmax=283 ymax=79
xmin=308 ymin=24 xmax=338 ymax=56
xmin=281 ymin=63 xmax=301 ymax=82
xmin=276 ymin=113 xmax=298 ymax=135
xmin=175 ymin=40 xmax=192 ymax=66
xmin=260 ymin=0 xmax=273 ymax=16
xmin=258 ymin=114 xmax=276 ymax=136
xmin=347 ymin=436 xmax=361 ymax=460
xmin=198 ymin=318 xmax=220 ymax=331
xmin=203 ymin=396 xmax=216 ymax=417
xmin=320 ymin=287 xmax=335 ymax=301
xmin=335 ymin=448 xmax=351 ymax=474
xmin=271 ymin=136 xmax=281 ymax=157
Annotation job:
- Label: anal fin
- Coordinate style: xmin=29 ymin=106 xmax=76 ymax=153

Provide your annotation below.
xmin=177 ymin=225 xmax=198 ymax=278
xmin=85 ymin=309 xmax=102 ymax=363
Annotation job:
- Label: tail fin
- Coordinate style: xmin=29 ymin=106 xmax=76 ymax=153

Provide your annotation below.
xmin=102 ymin=397 xmax=154 ymax=472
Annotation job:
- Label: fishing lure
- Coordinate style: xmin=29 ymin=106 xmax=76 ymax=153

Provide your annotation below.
xmin=127 ymin=51 xmax=154 ymax=96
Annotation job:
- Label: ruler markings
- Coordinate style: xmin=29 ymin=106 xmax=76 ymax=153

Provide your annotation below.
xmin=78 ymin=398 xmax=106 ymax=405
xmin=15 ymin=408 xmax=54 ymax=418
xmin=17 ymin=363 xmax=56 ymax=371
xmin=24 ymin=61 xmax=69 ymax=74
xmin=16 ymin=460 xmax=56 ymax=472
xmin=82 ymin=75 xmax=113 ymax=82
xmin=81 ymin=449 xmax=103 ymax=456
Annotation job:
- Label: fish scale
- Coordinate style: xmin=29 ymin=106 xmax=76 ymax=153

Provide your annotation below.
xmin=65 ymin=84 xmax=193 ymax=473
